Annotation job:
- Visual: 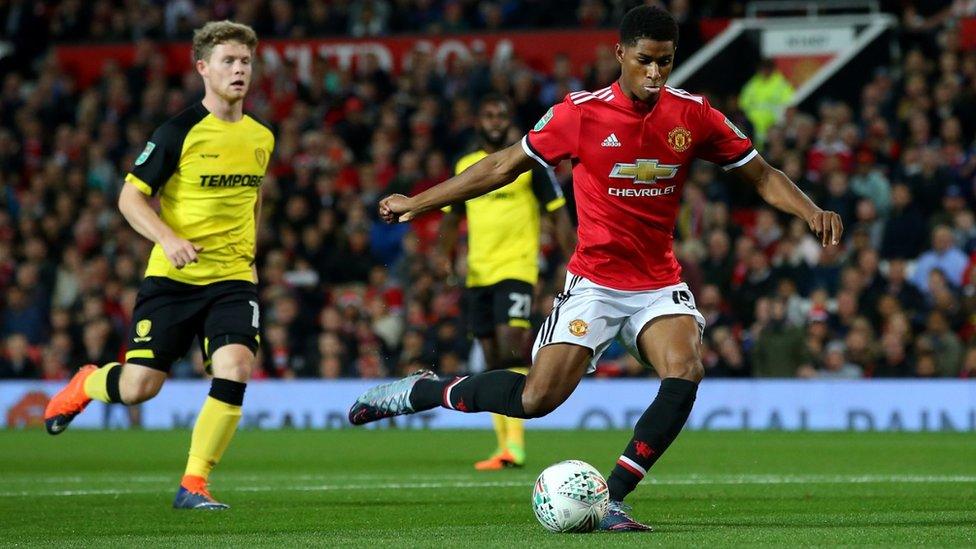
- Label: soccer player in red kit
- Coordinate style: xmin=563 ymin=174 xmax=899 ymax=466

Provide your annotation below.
xmin=350 ymin=5 xmax=843 ymax=531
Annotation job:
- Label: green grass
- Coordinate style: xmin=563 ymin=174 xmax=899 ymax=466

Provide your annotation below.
xmin=1 ymin=429 xmax=974 ymax=547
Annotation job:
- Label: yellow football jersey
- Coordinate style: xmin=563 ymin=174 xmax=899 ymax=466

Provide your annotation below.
xmin=125 ymin=103 xmax=274 ymax=285
xmin=447 ymin=150 xmax=565 ymax=287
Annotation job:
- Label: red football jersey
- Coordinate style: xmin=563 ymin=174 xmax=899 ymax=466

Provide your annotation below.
xmin=522 ymin=82 xmax=755 ymax=290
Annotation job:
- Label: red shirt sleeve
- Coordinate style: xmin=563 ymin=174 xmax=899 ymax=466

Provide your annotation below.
xmin=696 ymin=98 xmax=757 ymax=171
xmin=522 ymin=97 xmax=581 ymax=167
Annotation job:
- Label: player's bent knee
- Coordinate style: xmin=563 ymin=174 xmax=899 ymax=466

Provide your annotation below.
xmin=210 ymin=342 xmax=255 ymax=382
xmin=212 ymin=359 xmax=252 ymax=382
xmin=119 ymin=364 xmax=166 ymax=404
xmin=127 ymin=385 xmax=161 ymax=404
xmin=666 ymin=358 xmax=704 ymax=383
xmin=520 ymin=387 xmax=559 ymax=418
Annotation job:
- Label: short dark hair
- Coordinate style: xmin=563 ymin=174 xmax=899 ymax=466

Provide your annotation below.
xmin=619 ymin=5 xmax=679 ymax=47
xmin=478 ymin=92 xmax=512 ymax=113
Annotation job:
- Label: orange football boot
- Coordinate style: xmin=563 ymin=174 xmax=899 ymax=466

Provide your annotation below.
xmin=44 ymin=365 xmax=98 ymax=435
xmin=474 ymin=449 xmax=520 ymax=471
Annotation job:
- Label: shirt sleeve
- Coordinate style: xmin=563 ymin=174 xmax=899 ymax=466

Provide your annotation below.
xmin=696 ymin=98 xmax=757 ymax=171
xmin=521 ymin=97 xmax=581 ymax=168
xmin=530 ymin=165 xmax=566 ymax=213
xmin=125 ymin=123 xmax=182 ymax=196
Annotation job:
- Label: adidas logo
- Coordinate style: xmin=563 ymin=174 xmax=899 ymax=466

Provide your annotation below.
xmin=602 ymin=133 xmax=621 ymax=147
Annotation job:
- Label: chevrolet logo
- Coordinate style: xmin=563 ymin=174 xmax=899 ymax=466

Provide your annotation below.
xmin=609 ymin=159 xmax=680 ymax=184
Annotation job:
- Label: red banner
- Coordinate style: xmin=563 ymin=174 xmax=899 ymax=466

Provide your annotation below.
xmin=774 ymin=55 xmax=834 ymax=88
xmin=963 ymin=17 xmax=976 ymax=51
xmin=55 ymin=29 xmax=619 ymax=88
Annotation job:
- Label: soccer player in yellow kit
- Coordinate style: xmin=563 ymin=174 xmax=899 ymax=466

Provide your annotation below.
xmin=44 ymin=21 xmax=274 ymax=510
xmin=439 ymin=93 xmax=575 ymax=469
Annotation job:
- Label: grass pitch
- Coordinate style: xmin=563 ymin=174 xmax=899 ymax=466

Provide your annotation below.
xmin=1 ymin=429 xmax=973 ymax=547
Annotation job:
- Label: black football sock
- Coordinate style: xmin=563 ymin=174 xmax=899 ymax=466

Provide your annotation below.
xmin=607 ymin=377 xmax=698 ymax=502
xmin=409 ymin=370 xmax=527 ymax=417
xmin=82 ymin=362 xmax=123 ymax=404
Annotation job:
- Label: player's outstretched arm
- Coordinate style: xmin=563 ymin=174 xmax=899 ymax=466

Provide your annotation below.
xmin=379 ymin=142 xmax=537 ymax=223
xmin=436 ymin=210 xmax=462 ymax=278
xmin=118 ymin=182 xmax=203 ymax=269
xmin=548 ymin=207 xmax=577 ymax=259
xmin=732 ymin=153 xmax=843 ymax=246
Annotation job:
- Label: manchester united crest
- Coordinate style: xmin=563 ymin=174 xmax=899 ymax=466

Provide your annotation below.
xmin=569 ymin=319 xmax=589 ymax=337
xmin=255 ymin=148 xmax=267 ymax=168
xmin=667 ymin=126 xmax=692 ymax=152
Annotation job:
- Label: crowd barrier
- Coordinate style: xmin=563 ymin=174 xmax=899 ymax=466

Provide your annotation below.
xmin=4 ymin=379 xmax=974 ymax=431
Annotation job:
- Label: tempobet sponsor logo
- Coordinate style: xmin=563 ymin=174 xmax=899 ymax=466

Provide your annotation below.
xmin=199 ymin=174 xmax=264 ymax=187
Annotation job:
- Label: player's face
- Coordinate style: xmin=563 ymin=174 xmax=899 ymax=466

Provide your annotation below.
xmin=199 ymin=41 xmax=253 ymax=103
xmin=616 ymin=39 xmax=676 ymax=104
xmin=478 ymin=102 xmax=511 ymax=148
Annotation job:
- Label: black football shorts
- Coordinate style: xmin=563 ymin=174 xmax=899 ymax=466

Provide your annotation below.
xmin=125 ymin=277 xmax=260 ymax=372
xmin=466 ymin=279 xmax=534 ymax=338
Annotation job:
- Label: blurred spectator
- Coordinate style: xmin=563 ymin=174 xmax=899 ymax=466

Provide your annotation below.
xmin=880 ymin=184 xmax=928 ymax=259
xmin=707 ymin=326 xmax=751 ymax=377
xmin=874 ymin=333 xmax=914 ymax=378
xmin=540 ymin=53 xmax=582 ymax=107
xmin=817 ymin=340 xmax=864 ymax=379
xmin=750 ymin=298 xmax=810 ymax=377
xmin=911 ymin=225 xmax=968 ymax=293
xmin=739 ymin=58 xmax=794 ymax=147
xmin=961 ymin=347 xmax=976 ymax=379
xmin=822 ymin=171 xmax=858 ymax=231
xmin=349 ymin=0 xmax=391 ymax=37
xmin=849 ymin=151 xmax=891 ymax=216
xmin=701 ymin=230 xmax=734 ymax=295
xmin=914 ymin=352 xmax=939 ymax=378
xmin=916 ymin=311 xmax=963 ymax=377
xmin=880 ymin=259 xmax=926 ymax=315
xmin=80 ymin=319 xmax=118 ymax=366
xmin=0 ymin=333 xmax=38 ymax=379
xmin=1 ymin=286 xmax=46 ymax=344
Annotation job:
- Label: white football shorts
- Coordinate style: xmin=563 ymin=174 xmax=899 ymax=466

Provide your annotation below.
xmin=532 ymin=272 xmax=706 ymax=373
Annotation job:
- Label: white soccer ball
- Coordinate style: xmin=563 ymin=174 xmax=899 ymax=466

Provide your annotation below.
xmin=532 ymin=459 xmax=609 ymax=533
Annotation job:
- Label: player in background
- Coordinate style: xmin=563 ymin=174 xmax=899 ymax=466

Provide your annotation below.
xmin=350 ymin=5 xmax=842 ymax=531
xmin=43 ymin=21 xmax=274 ymax=510
xmin=438 ymin=93 xmax=576 ymax=470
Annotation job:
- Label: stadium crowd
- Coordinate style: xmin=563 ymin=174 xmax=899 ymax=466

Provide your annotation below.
xmin=0 ymin=0 xmax=735 ymax=46
xmin=2 ymin=0 xmax=976 ymax=381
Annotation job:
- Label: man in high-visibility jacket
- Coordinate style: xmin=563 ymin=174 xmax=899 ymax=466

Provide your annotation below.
xmin=740 ymin=58 xmax=794 ymax=147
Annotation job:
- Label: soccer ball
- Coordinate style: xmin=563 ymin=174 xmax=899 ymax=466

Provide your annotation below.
xmin=531 ymin=460 xmax=609 ymax=533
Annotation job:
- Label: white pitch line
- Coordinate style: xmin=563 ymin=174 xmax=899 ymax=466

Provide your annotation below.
xmin=646 ymin=474 xmax=976 ymax=485
xmin=0 ymin=474 xmax=974 ymax=498
xmin=3 ymin=473 xmax=485 ymax=485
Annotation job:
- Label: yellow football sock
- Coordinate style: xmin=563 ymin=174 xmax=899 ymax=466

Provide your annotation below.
xmin=83 ymin=362 xmax=120 ymax=403
xmin=184 ymin=397 xmax=242 ymax=479
xmin=505 ymin=417 xmax=525 ymax=451
xmin=490 ymin=414 xmax=507 ymax=455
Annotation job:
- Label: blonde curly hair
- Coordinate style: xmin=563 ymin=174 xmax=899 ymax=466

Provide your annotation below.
xmin=192 ymin=20 xmax=258 ymax=62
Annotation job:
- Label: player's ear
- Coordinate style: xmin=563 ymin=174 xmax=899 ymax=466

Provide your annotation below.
xmin=195 ymin=58 xmax=207 ymax=77
xmin=615 ymin=43 xmax=625 ymax=64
